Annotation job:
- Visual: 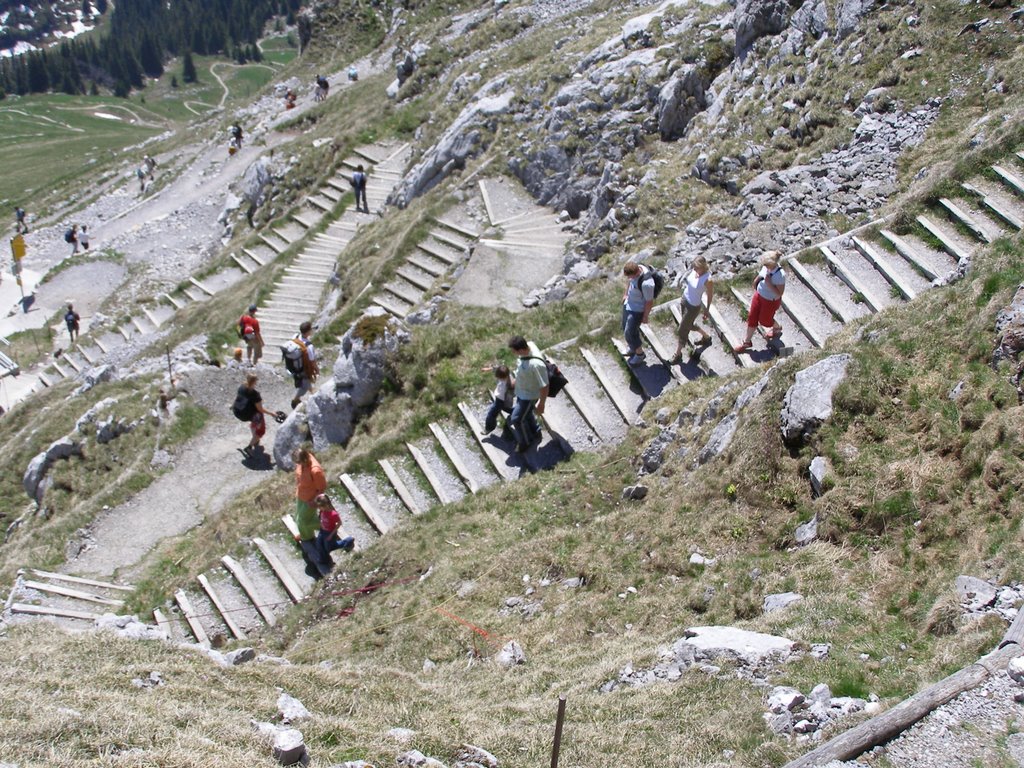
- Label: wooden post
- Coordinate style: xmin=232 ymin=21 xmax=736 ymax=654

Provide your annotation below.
xmin=550 ymin=696 xmax=567 ymax=768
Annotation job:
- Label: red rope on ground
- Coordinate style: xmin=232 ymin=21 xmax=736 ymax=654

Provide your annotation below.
xmin=433 ymin=606 xmax=509 ymax=648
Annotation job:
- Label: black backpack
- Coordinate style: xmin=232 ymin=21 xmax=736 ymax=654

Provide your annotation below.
xmin=64 ymin=228 xmax=75 ymax=243
xmin=636 ymin=264 xmax=665 ymax=299
xmin=527 ymin=356 xmax=568 ymax=398
xmin=231 ymin=388 xmax=256 ymax=421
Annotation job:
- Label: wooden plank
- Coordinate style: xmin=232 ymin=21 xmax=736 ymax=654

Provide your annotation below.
xmin=429 ymin=423 xmax=481 ymax=494
xmin=458 ymin=402 xmax=514 ymax=481
xmin=221 ymin=555 xmax=276 ymax=626
xmin=197 ymin=574 xmax=246 ymax=640
xmin=281 ymin=514 xmax=301 ymax=540
xmin=231 ymin=253 xmax=255 ymax=274
xmin=29 ymin=569 xmax=134 ymax=592
xmin=819 ymin=245 xmax=884 ymax=313
xmin=378 ymin=459 xmax=425 ymax=517
xmin=21 ymin=579 xmax=124 ymax=607
xmin=782 ymin=644 xmax=1019 ymax=768
xmin=162 ymin=292 xmax=185 ymax=310
xmin=253 ymin=537 xmax=306 ymax=603
xmin=175 ymin=589 xmax=209 ymax=646
xmin=433 ymin=217 xmax=480 ymax=240
xmin=878 ymin=229 xmax=940 ymax=281
xmin=851 ymin=236 xmax=916 ymax=300
xmin=340 ymin=473 xmax=391 ymax=535
xmin=11 ymin=602 xmax=99 ymax=621
xmin=406 ymin=442 xmax=456 ymax=505
xmin=153 ymin=608 xmax=172 ymax=636
xmin=242 ymin=248 xmax=267 ymax=266
xmin=579 ymin=347 xmax=633 ymax=424
xmin=993 ymin=164 xmax=1024 ymax=197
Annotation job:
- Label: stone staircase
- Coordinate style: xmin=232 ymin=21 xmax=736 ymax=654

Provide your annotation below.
xmin=371 ymin=176 xmax=573 ymax=319
xmin=5 ymin=568 xmax=134 ymax=625
xmin=14 ymin=147 xmax=1023 ymax=641
xmin=19 ymin=142 xmax=413 ymax=396
xmin=259 ymin=142 xmax=412 ymax=348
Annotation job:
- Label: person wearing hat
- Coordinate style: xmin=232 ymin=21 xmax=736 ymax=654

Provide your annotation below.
xmin=237 ymin=303 xmax=264 ymax=366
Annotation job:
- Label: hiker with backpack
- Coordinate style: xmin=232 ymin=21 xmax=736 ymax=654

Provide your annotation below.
xmin=734 ymin=250 xmax=786 ymax=354
xmin=14 ymin=206 xmax=28 ymax=234
xmin=233 ymin=372 xmax=285 ymax=459
xmin=64 ymin=303 xmax=80 ymax=343
xmin=238 ymin=304 xmax=264 ymax=366
xmin=671 ymin=255 xmax=714 ymax=364
xmin=64 ymin=224 xmax=79 ymax=256
xmin=621 ymin=260 xmax=661 ymax=366
xmin=283 ymin=321 xmax=318 ymax=409
xmin=314 ymin=74 xmax=329 ymax=102
xmin=507 ymin=336 xmax=549 ymax=454
xmin=351 ymin=164 xmax=369 ymax=213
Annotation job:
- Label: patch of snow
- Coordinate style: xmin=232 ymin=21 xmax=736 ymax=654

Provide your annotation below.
xmin=94 ymin=112 xmax=123 ymax=122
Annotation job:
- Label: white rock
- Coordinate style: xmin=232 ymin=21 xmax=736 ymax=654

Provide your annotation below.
xmin=495 ymin=640 xmax=526 ymax=668
xmin=763 ymin=592 xmax=803 ymax=613
xmin=272 ymin=728 xmax=306 ymax=765
xmin=1007 ymin=655 xmax=1024 ymax=684
xmin=388 ymin=727 xmax=417 ymax=743
xmin=683 ymin=626 xmax=796 ymax=665
xmin=768 ymin=686 xmax=806 ymax=713
xmin=277 ymin=692 xmax=311 ymax=723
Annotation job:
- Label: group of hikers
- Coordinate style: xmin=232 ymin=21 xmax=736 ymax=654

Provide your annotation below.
xmin=619 ymin=249 xmax=785 ymax=364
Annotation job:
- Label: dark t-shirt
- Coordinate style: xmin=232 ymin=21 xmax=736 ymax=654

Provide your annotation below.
xmin=65 ymin=311 xmax=79 ymax=330
xmin=237 ymin=385 xmax=261 ymax=420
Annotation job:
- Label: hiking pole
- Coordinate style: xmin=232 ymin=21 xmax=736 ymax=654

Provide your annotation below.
xmin=166 ymin=345 xmax=173 ymax=387
xmin=550 ymin=695 xmax=567 ymax=768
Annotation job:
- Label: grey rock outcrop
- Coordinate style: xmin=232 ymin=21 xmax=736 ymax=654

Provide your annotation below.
xmin=272 ymin=409 xmax=309 ymax=472
xmin=735 ymin=0 xmax=795 ymax=56
xmin=763 ymin=592 xmax=804 ymax=613
xmin=241 ymin=158 xmax=273 ymax=208
xmin=697 ymin=367 xmax=775 ymax=464
xmin=658 ymin=66 xmax=708 ymax=141
xmin=992 ymin=283 xmax=1024 ymax=367
xmin=272 ymin=728 xmax=307 ymax=766
xmin=454 ymin=745 xmax=498 ymax=768
xmin=277 ymin=693 xmax=311 ymax=723
xmin=397 ymin=751 xmax=448 ymax=768
xmin=23 ymin=437 xmax=84 ymax=504
xmin=73 ymin=364 xmax=118 ymax=395
xmin=780 ymin=354 xmax=851 ymax=444
xmin=794 ymin=515 xmax=819 ymax=546
xmin=495 ymin=640 xmax=527 ymax=668
xmin=95 ymin=613 xmax=167 ymax=641
xmin=955 ymin=576 xmax=997 ymax=613
xmin=304 ymin=309 xmax=409 ymax=453
xmin=390 ymin=78 xmax=514 ymax=208
xmin=809 ymin=455 xmax=828 ymax=496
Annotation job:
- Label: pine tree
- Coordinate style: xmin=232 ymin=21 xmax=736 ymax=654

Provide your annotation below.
xmin=170 ymin=75 xmax=178 ymax=88
xmin=182 ymin=50 xmax=197 ymax=83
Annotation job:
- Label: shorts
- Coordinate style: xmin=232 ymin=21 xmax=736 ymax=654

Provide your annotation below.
xmin=250 ymin=411 xmax=266 ymax=439
xmin=747 ymin=292 xmax=782 ymax=329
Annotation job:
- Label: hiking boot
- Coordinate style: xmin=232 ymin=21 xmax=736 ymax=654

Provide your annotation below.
xmin=669 ymin=352 xmax=683 ymax=365
xmin=697 ymin=334 xmax=712 ymax=347
xmin=627 ymin=354 xmax=645 ymax=366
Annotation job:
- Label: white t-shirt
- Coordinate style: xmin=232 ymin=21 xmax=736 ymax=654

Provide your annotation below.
xmin=683 ymin=269 xmax=711 ymax=308
xmin=493 ymin=378 xmax=511 ymax=402
xmin=756 ymin=266 xmax=786 ymax=300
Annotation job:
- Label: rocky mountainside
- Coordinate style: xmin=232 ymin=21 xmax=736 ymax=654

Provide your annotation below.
xmin=2 ymin=0 xmax=1024 ymax=766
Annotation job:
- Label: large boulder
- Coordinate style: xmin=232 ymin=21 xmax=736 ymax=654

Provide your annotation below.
xmin=241 ymin=158 xmax=273 ymax=207
xmin=735 ymin=0 xmax=796 ymax=56
xmin=779 ymin=354 xmax=851 ymax=445
xmin=23 ymin=437 xmax=84 ymax=504
xmin=272 ymin=409 xmax=309 ymax=472
xmin=683 ymin=625 xmax=796 ymax=665
xmin=301 ymin=309 xmax=410 ymax=455
xmin=657 ymin=65 xmax=708 ymax=141
xmin=836 ymin=0 xmax=877 ymax=39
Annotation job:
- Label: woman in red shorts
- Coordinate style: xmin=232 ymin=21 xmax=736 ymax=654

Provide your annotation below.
xmin=734 ymin=250 xmax=785 ymax=353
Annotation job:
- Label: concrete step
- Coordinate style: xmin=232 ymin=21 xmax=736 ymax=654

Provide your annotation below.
xmin=418 ymin=240 xmax=462 ymax=265
xmin=372 ymin=294 xmax=411 ymax=318
xmin=962 ymin=181 xmax=1024 ymax=230
xmin=609 ymin=338 xmax=678 ymax=401
xmin=406 ymin=440 xmax=465 ymax=506
xmin=175 ymin=588 xmax=210 ymax=646
xmin=938 ymin=197 xmax=995 ymax=244
xmin=434 ymin=217 xmax=481 ymax=240
xmin=819 ymin=245 xmax=888 ymax=313
xmin=253 ymin=536 xmax=306 ymax=603
xmin=787 ymin=257 xmax=868 ymax=325
xmin=851 ymin=235 xmax=920 ymax=300
xmin=320 ymin=185 xmax=343 ymax=202
xmin=383 ymin=279 xmax=422 ymax=305
xmin=340 ymin=473 xmax=392 ymax=535
xmin=878 ymin=229 xmax=946 ymax=281
xmin=221 ymin=554 xmax=278 ymax=627
xmin=429 ymin=422 xmax=495 ymax=494
xmin=456 ymin=402 xmax=522 ymax=481
xmin=307 ymin=195 xmax=335 ymax=213
xmin=197 ymin=572 xmax=247 ymax=640
xmin=242 ymin=246 xmax=272 ymax=266
xmin=231 ymin=252 xmax=256 ymax=274
xmin=162 ymin=292 xmax=186 ymax=310
xmin=274 ymin=222 xmax=308 ymax=244
xmin=259 ymin=232 xmax=290 ymax=254
xmin=407 ymin=253 xmax=447 ymax=277
xmin=579 ymin=346 xmax=642 ymax=424
xmin=728 ymin=287 xmax=814 ymax=356
xmin=993 ymin=164 xmax=1024 ymax=198
xmin=915 ymin=214 xmax=973 ymax=263
xmin=429 ymin=229 xmax=471 ymax=251
xmin=705 ymin=301 xmax=756 ymax=368
xmin=396 ymin=265 xmax=435 ymax=291
xmin=291 ymin=210 xmax=320 ymax=230
xmin=378 ymin=458 xmax=427 ymax=517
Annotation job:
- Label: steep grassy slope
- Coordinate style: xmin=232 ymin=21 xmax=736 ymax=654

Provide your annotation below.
xmin=2 ymin=0 xmax=1024 ymax=766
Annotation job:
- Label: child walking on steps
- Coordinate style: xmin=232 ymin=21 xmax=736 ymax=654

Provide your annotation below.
xmin=480 ymin=364 xmax=515 ymax=438
xmin=315 ymin=493 xmax=355 ymax=559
